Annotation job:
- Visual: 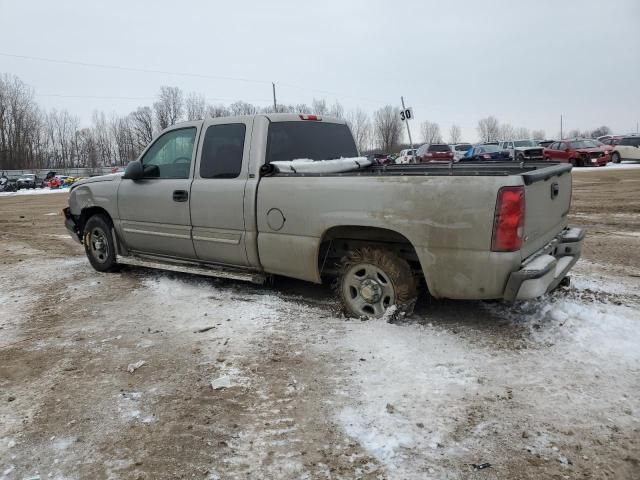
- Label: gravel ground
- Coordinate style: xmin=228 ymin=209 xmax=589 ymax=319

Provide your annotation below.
xmin=1 ymin=168 xmax=639 ymax=480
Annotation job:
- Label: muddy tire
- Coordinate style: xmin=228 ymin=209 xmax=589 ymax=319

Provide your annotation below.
xmin=83 ymin=214 xmax=119 ymax=272
xmin=611 ymin=152 xmax=621 ymax=163
xmin=338 ymin=247 xmax=417 ymax=319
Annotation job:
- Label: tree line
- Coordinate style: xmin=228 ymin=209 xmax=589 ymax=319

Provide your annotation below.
xmin=0 ymin=73 xmax=612 ymax=170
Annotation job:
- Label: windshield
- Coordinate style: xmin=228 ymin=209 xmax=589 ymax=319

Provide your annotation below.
xmin=455 ymin=144 xmax=472 ymax=151
xmin=479 ymin=145 xmax=501 ymax=153
xmin=514 ymin=140 xmax=536 ymax=147
xmin=571 ymin=140 xmax=598 ymax=149
xmin=266 ymin=122 xmax=358 ymax=162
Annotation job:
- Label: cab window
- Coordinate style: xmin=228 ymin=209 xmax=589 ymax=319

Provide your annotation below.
xmin=199 ymin=123 xmax=246 ymax=179
xmin=141 ymin=128 xmax=196 ymax=179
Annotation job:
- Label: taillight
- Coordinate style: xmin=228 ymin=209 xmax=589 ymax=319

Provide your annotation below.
xmin=299 ymin=114 xmax=321 ymax=121
xmin=492 ymin=186 xmax=525 ymax=252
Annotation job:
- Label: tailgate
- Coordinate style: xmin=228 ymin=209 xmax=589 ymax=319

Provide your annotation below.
xmin=520 ymin=164 xmax=572 ymax=258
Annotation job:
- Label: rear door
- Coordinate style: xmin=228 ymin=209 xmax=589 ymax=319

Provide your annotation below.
xmin=619 ymin=137 xmax=640 ymax=160
xmin=117 ymin=125 xmax=199 ymax=258
xmin=520 ymin=167 xmax=572 ymax=258
xmin=189 ymin=119 xmax=252 ymax=267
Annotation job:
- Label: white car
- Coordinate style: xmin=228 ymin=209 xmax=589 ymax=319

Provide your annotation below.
xmin=499 ymin=140 xmax=544 ymax=161
xmin=610 ymin=136 xmax=640 ymax=163
xmin=451 ymin=143 xmax=472 ymax=161
xmin=395 ymin=149 xmax=417 ymax=164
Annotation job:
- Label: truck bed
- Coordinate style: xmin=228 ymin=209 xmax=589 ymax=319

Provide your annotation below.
xmin=265 ymin=161 xmax=571 ymax=185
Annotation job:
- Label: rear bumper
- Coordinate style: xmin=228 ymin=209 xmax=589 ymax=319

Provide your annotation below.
xmin=503 ymin=227 xmax=585 ymax=301
xmin=63 ymin=207 xmax=81 ymax=243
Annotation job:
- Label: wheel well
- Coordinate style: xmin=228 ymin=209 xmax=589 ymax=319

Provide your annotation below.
xmin=79 ymin=207 xmax=112 ymax=234
xmin=317 ymin=226 xmax=425 ymax=284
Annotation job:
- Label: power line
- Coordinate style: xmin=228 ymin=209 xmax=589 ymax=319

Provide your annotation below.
xmin=0 ymin=52 xmax=271 ymax=85
xmin=1 ymin=51 xmax=390 ymax=106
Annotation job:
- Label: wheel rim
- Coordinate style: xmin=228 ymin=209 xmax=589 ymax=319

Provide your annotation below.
xmin=342 ymin=263 xmax=395 ymax=317
xmin=88 ymin=227 xmax=109 ymax=264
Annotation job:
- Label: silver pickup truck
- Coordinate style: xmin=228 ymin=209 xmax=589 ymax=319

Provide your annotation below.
xmin=64 ymin=113 xmax=584 ymax=318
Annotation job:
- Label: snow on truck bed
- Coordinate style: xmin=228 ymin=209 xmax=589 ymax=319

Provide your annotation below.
xmin=270 ymin=157 xmax=372 ymax=173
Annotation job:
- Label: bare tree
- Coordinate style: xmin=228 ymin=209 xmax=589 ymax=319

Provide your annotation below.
xmin=531 ymin=129 xmax=545 ymax=140
xmin=478 ymin=116 xmax=500 ymax=142
xmin=590 ymin=126 xmax=611 ymax=138
xmin=498 ymin=123 xmax=515 ymax=141
xmin=311 ymin=98 xmax=327 ymax=115
xmin=449 ymin=124 xmax=462 ymax=144
xmin=328 ymin=101 xmax=344 ymax=119
xmin=130 ymin=106 xmax=154 ymax=150
xmin=185 ymin=92 xmax=206 ymax=121
xmin=229 ymin=101 xmax=257 ymax=116
xmin=153 ymin=86 xmax=184 ymax=130
xmin=345 ymin=108 xmax=371 ymax=153
xmin=374 ymin=105 xmax=402 ymax=153
xmin=293 ymin=104 xmax=311 ymax=113
xmin=514 ymin=127 xmax=530 ymax=139
xmin=207 ymin=104 xmax=231 ymax=118
xmin=421 ymin=121 xmax=442 ymax=144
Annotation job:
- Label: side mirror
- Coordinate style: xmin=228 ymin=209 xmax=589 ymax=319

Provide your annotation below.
xmin=123 ymin=161 xmax=143 ymax=180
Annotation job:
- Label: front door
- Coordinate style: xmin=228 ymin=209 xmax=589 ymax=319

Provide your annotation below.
xmin=117 ymin=125 xmax=199 ymax=259
xmin=189 ymin=119 xmax=251 ymax=266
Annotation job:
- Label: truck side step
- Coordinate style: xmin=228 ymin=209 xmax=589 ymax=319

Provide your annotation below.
xmin=116 ymin=255 xmax=267 ymax=284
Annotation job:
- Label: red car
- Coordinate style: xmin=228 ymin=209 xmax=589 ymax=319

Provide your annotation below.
xmin=543 ymin=139 xmax=609 ymax=167
xmin=415 ymin=143 xmax=454 ymax=162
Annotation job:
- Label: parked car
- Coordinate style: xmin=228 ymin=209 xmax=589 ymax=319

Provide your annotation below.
xmin=499 ymin=140 xmax=545 ymax=161
xmin=610 ymin=136 xmax=640 ymax=163
xmin=63 ymin=113 xmax=584 ymax=318
xmin=451 ymin=143 xmax=472 ymax=161
xmin=395 ymin=149 xmax=417 ymax=164
xmin=368 ymin=153 xmax=391 ymax=165
xmin=0 ymin=174 xmax=18 ymax=192
xmin=16 ymin=173 xmax=40 ymax=189
xmin=460 ymin=144 xmax=511 ymax=161
xmin=415 ymin=143 xmax=454 ymax=162
xmin=543 ymin=139 xmax=609 ymax=167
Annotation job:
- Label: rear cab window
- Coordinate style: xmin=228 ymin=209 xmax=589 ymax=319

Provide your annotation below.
xmin=427 ymin=144 xmax=451 ymax=152
xmin=266 ymin=122 xmax=358 ymax=163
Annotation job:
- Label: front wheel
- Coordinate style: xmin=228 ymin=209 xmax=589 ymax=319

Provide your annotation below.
xmin=83 ymin=214 xmax=119 ymax=272
xmin=338 ymin=247 xmax=417 ymax=319
xmin=611 ymin=152 xmax=621 ymax=163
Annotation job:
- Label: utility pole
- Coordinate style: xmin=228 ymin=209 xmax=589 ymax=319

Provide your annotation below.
xmin=272 ymin=83 xmax=277 ymax=113
xmin=400 ymin=96 xmax=415 ymax=157
xmin=560 ymin=114 xmax=563 ymax=139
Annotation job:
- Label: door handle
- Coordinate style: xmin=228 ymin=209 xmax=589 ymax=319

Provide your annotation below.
xmin=173 ymin=190 xmax=188 ymax=202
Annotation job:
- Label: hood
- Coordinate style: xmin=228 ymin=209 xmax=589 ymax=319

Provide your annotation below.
xmin=71 ymin=172 xmax=122 ymax=189
xmin=513 ymin=146 xmax=542 ymax=152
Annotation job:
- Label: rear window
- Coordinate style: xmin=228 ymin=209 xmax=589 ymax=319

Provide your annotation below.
xmin=454 ymin=144 xmax=472 ymax=151
xmin=266 ymin=122 xmax=358 ymax=163
xmin=427 ymin=144 xmax=451 ymax=152
xmin=570 ymin=140 xmax=598 ymax=149
xmin=479 ymin=145 xmax=500 ymax=153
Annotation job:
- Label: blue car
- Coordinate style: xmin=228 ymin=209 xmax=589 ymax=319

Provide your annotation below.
xmin=461 ymin=145 xmax=511 ymax=161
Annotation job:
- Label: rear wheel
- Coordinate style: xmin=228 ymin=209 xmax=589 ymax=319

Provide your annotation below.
xmin=338 ymin=247 xmax=417 ymax=319
xmin=83 ymin=214 xmax=119 ymax=272
xmin=611 ymin=152 xmax=621 ymax=163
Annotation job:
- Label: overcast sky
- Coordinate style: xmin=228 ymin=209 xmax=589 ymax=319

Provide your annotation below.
xmin=1 ymin=0 xmax=638 ymax=142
